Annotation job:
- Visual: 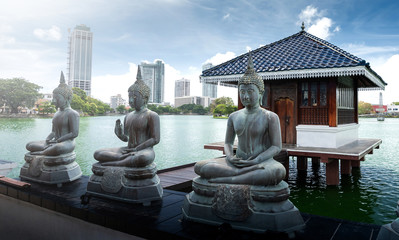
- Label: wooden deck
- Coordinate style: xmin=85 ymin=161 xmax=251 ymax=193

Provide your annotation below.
xmin=0 ymin=176 xmax=383 ymax=239
xmin=158 ymin=163 xmax=196 ymax=191
xmin=204 ymin=138 xmax=382 ymax=185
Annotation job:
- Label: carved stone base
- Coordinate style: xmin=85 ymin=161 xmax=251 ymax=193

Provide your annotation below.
xmin=19 ymin=152 xmax=82 ymax=186
xmin=377 ymin=219 xmax=399 ymax=240
xmin=86 ymin=163 xmax=163 ymax=206
xmin=182 ymin=177 xmax=305 ymax=236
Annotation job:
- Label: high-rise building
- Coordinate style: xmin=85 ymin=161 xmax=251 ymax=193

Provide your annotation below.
xmin=202 ymin=63 xmax=217 ymax=98
xmin=110 ymin=94 xmax=126 ymax=110
xmin=175 ymin=78 xmax=190 ymax=98
xmin=140 ymin=60 xmax=165 ymax=103
xmin=67 ymin=24 xmax=93 ymax=97
xmin=175 ymin=96 xmax=212 ymax=108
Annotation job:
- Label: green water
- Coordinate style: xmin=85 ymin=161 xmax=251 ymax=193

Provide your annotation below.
xmin=0 ymin=116 xmax=398 ymax=225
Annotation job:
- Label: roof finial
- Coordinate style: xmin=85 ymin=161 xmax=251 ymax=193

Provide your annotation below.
xmin=60 ymin=71 xmax=65 ymax=84
xmin=136 ymin=65 xmax=142 ymax=81
xmin=301 ymin=22 xmax=305 ymax=32
xmin=247 ymin=51 xmax=254 ymax=70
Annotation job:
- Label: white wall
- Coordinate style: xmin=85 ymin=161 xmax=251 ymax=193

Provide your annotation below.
xmin=296 ymin=124 xmax=359 ymax=148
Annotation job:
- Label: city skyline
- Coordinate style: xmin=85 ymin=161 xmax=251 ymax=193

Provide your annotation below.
xmin=1 ymin=1 xmax=398 ymax=105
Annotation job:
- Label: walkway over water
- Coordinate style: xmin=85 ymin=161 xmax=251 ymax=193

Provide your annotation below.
xmin=0 ymin=174 xmax=382 ymax=239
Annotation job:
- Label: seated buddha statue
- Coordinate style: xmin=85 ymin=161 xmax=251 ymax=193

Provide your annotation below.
xmin=194 ymin=54 xmax=286 ymax=186
xmin=93 ymin=67 xmax=160 ymax=168
xmin=26 ymin=72 xmax=79 ymax=156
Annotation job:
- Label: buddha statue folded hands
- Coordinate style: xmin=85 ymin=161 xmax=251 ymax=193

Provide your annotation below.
xmin=20 ymin=72 xmax=82 ymax=186
xmin=182 ymin=52 xmax=304 ymax=235
xmin=194 ymin=54 xmax=285 ymax=186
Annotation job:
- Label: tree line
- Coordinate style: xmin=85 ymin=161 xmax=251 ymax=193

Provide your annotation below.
xmin=0 ymin=78 xmax=110 ymax=116
xmin=115 ymin=96 xmax=238 ymax=116
xmin=0 ymin=78 xmax=238 ymax=117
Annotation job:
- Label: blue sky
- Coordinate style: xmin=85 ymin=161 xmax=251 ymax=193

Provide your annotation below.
xmin=1 ymin=0 xmax=398 ymax=105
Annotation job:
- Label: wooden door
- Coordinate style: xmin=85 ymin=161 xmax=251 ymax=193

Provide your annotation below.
xmin=275 ymin=98 xmax=295 ymax=144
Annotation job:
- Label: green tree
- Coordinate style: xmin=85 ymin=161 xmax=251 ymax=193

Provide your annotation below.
xmin=0 ymin=78 xmax=42 ymax=113
xmin=72 ymin=87 xmax=87 ymax=102
xmin=209 ymin=96 xmax=235 ymax=113
xmin=71 ymin=94 xmax=85 ymax=112
xmin=358 ymin=101 xmax=373 ymax=115
xmin=392 ymin=102 xmax=399 ymax=105
xmin=116 ymin=105 xmax=126 ymax=114
xmin=178 ymin=104 xmax=196 ymax=113
xmin=87 ymin=102 xmax=97 ymax=116
xmin=213 ymin=104 xmax=227 ymax=116
xmin=38 ymin=101 xmax=56 ymax=115
xmin=193 ymin=105 xmax=207 ymax=115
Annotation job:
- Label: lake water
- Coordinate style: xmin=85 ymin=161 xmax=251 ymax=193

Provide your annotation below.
xmin=0 ymin=115 xmax=398 ymax=225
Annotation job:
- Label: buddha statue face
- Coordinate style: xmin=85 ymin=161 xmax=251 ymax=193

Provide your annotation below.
xmin=239 ymin=84 xmax=261 ymax=109
xmin=52 ymin=92 xmax=69 ymax=109
xmin=129 ymin=90 xmax=146 ymax=110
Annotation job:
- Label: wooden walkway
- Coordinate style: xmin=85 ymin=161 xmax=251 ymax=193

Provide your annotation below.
xmin=158 ymin=163 xmax=196 ymax=190
xmin=0 ymin=176 xmax=383 ymax=240
xmin=204 ymin=138 xmax=382 ymax=185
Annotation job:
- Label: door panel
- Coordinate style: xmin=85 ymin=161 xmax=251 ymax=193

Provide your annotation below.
xmin=275 ymin=98 xmax=295 ymax=144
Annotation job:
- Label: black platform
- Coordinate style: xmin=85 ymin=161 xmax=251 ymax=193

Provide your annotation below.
xmin=0 ymin=176 xmax=382 ymax=240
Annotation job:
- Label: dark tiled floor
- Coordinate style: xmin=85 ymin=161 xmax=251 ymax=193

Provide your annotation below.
xmin=0 ymin=176 xmax=382 ymax=240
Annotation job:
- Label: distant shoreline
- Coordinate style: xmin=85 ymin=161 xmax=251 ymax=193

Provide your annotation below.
xmin=0 ymin=112 xmax=212 ymax=119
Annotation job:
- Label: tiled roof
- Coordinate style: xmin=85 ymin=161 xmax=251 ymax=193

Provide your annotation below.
xmin=201 ymin=30 xmax=386 ymax=89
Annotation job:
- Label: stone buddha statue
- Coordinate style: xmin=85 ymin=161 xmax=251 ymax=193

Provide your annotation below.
xmin=20 ymin=72 xmax=82 ymax=186
xmin=93 ymin=67 xmax=160 ymax=167
xmin=194 ymin=54 xmax=286 ymax=186
xmin=182 ymin=53 xmax=304 ymax=236
xmin=26 ymin=72 xmax=79 ymax=156
xmin=87 ymin=66 xmax=162 ymax=205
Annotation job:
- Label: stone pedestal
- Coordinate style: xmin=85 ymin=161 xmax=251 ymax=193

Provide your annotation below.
xmin=86 ymin=163 xmax=162 ymax=206
xmin=20 ymin=152 xmax=82 ymax=187
xmin=182 ymin=177 xmax=305 ymax=237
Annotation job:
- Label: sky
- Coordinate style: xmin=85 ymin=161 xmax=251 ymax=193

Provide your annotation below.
xmin=1 ymin=0 xmax=398 ymax=105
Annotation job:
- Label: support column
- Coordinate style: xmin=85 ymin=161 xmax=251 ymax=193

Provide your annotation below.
xmin=340 ymin=160 xmax=352 ymax=175
xmin=351 ymin=161 xmax=360 ymax=168
xmin=325 ymin=159 xmax=339 ymax=186
xmin=311 ymin=157 xmax=320 ymax=168
xmin=352 ymin=157 xmax=363 ymax=168
xmin=297 ymin=157 xmax=308 ymax=171
xmin=283 ymin=156 xmax=289 ymax=180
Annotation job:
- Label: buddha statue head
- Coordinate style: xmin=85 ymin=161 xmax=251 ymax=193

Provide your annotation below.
xmin=128 ymin=66 xmax=151 ymax=107
xmin=238 ymin=52 xmax=264 ymax=105
xmin=53 ymin=71 xmax=73 ymax=102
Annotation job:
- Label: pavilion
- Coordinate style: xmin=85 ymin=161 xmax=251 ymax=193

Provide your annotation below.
xmin=201 ymin=25 xmax=387 ymax=185
xmin=201 ymin=24 xmax=386 ymax=148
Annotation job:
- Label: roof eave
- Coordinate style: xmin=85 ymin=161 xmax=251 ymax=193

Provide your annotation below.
xmin=200 ymin=66 xmax=386 ymax=90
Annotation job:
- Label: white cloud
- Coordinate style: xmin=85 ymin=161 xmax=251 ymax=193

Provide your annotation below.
xmin=91 ymin=63 xmax=137 ymax=104
xmin=33 ymin=26 xmax=62 ymax=41
xmin=308 ymin=17 xmax=333 ymax=40
xmin=223 ymin=13 xmax=230 ymax=20
xmin=358 ymin=54 xmax=399 ymax=105
xmin=298 ymin=5 xmax=319 ymax=26
xmin=246 ymin=46 xmax=252 ymax=52
xmin=203 ymin=51 xmax=236 ymax=66
xmin=343 ymin=43 xmax=399 ymax=56
xmin=298 ymin=5 xmax=339 ymax=40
